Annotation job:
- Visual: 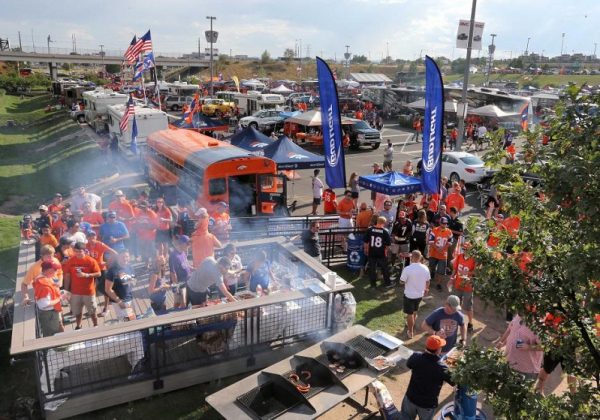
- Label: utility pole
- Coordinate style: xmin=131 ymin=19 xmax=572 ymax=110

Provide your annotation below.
xmin=72 ymin=34 xmax=77 ymax=54
xmin=561 ymin=33 xmax=565 ymax=55
xmin=594 ymin=42 xmax=597 ymax=58
xmin=386 ymin=41 xmax=390 ymax=63
xmin=198 ymin=37 xmax=201 ymax=58
xmin=344 ymin=45 xmax=351 ymax=80
xmin=306 ymin=45 xmax=310 ymax=62
xmin=99 ymin=44 xmax=105 ymax=72
xmin=47 ymin=34 xmax=52 ymax=54
xmin=18 ymin=31 xmax=22 ymax=51
xmin=485 ymin=34 xmax=497 ymax=86
xmin=524 ymin=37 xmax=530 ymax=56
xmin=456 ymin=0 xmax=478 ymax=152
xmin=206 ymin=16 xmax=217 ymax=96
xmin=31 ymin=29 xmax=35 ymax=53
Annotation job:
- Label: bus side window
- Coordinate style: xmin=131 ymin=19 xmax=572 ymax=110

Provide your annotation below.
xmin=209 ymin=178 xmax=226 ymax=196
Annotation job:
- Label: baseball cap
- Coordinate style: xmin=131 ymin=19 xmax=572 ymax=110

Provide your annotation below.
xmin=447 ymin=295 xmax=462 ymax=311
xmin=86 ymin=230 xmax=97 ymax=237
xmin=440 ymin=217 xmax=449 ymax=224
xmin=176 ymin=234 xmax=191 ymax=245
xmin=39 ymin=205 xmax=48 ymax=211
xmin=114 ymin=190 xmax=124 ymax=196
xmin=107 ymin=211 xmax=117 ymax=218
xmin=399 ymin=211 xmax=406 ymax=218
xmin=195 ymin=207 xmax=208 ymax=217
xmin=425 ymin=335 xmax=447 ymax=352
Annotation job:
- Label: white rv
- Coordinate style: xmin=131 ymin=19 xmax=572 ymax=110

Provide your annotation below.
xmin=83 ymin=89 xmax=128 ymax=131
xmin=234 ymin=92 xmax=285 ymax=116
xmin=107 ymin=105 xmax=169 ymax=150
xmin=168 ymin=81 xmax=200 ymax=97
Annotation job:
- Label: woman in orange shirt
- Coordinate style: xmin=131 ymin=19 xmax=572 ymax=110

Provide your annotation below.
xmin=154 ymin=198 xmax=173 ymax=258
xmin=191 ymin=209 xmax=222 ymax=267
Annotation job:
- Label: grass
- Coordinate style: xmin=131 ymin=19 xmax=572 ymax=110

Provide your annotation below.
xmin=0 ymin=216 xmax=19 ymax=289
xmin=0 ymin=93 xmax=58 ymax=126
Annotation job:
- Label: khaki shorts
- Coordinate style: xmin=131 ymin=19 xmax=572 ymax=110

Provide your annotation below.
xmin=70 ymin=294 xmax=97 ymax=315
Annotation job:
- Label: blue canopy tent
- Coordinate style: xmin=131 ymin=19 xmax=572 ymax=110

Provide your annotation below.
xmin=228 ymin=126 xmax=275 ymax=155
xmin=173 ymin=113 xmax=229 ymax=133
xmin=358 ymin=171 xmax=422 ymax=195
xmin=262 ymin=136 xmax=325 ymax=170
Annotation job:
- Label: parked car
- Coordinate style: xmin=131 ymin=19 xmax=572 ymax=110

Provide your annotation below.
xmin=239 ymin=110 xmax=284 ymax=129
xmin=164 ymin=95 xmax=193 ymax=112
xmin=346 ymin=119 xmax=382 ymax=150
xmin=201 ymin=98 xmax=236 ymax=117
xmin=414 ymin=151 xmax=492 ymax=184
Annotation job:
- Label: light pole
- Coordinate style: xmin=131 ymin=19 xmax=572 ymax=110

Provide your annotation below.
xmin=386 ymin=41 xmax=390 ymax=64
xmin=524 ymin=37 xmax=530 ymax=56
xmin=456 ymin=0 xmax=478 ymax=151
xmin=594 ymin=43 xmax=597 ymax=58
xmin=560 ymin=33 xmax=565 ymax=56
xmin=344 ymin=45 xmax=351 ymax=80
xmin=99 ymin=44 xmax=105 ymax=73
xmin=206 ymin=16 xmax=217 ymax=96
xmin=485 ymin=34 xmax=496 ymax=86
xmin=47 ymin=34 xmax=52 ymax=54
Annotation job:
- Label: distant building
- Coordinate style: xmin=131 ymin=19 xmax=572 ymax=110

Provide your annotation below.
xmin=349 ymin=73 xmax=392 ymax=85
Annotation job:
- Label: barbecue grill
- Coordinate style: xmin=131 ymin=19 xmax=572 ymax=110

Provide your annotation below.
xmin=283 ymin=355 xmax=348 ymax=399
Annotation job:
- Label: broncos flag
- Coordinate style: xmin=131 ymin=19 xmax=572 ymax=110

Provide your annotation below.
xmin=421 ymin=56 xmax=444 ymax=195
xmin=520 ymin=103 xmax=529 ymax=131
xmin=316 ymin=57 xmax=346 ymax=188
xmin=130 ymin=115 xmax=138 ymax=155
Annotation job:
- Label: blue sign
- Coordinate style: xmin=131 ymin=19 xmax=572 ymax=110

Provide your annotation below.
xmin=316 ymin=57 xmax=346 ymax=188
xmin=421 ymin=56 xmax=444 ymax=194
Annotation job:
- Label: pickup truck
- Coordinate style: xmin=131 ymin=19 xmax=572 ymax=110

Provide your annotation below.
xmin=346 ymin=119 xmax=382 ymax=150
xmin=239 ymin=110 xmax=284 ymax=129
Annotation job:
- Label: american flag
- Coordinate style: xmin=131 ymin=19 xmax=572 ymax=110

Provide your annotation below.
xmin=124 ymin=36 xmax=138 ymax=64
xmin=139 ymin=30 xmax=153 ymax=53
xmin=119 ymin=96 xmax=135 ymax=133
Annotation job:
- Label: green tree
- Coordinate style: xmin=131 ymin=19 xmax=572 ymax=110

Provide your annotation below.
xmin=351 ymin=55 xmax=368 ymax=64
xmin=451 ymin=58 xmax=467 ymax=74
xmin=261 ymin=50 xmax=271 ymax=64
xmin=508 ymin=58 xmax=524 ymax=69
xmin=454 ymin=88 xmax=600 ymax=418
xmin=283 ymin=48 xmax=295 ymax=63
xmin=105 ymin=64 xmax=121 ymax=74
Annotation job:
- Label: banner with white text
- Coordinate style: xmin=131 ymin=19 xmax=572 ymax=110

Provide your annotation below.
xmin=421 ymin=56 xmax=444 ymax=194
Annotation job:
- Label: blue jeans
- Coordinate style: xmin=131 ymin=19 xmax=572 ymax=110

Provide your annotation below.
xmin=400 ymin=395 xmax=435 ymax=420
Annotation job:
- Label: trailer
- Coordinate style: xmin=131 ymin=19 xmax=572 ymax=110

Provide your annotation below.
xmin=234 ymin=92 xmax=285 ymax=116
xmin=107 ymin=104 xmax=168 ymax=150
xmin=83 ymin=88 xmax=128 ymax=132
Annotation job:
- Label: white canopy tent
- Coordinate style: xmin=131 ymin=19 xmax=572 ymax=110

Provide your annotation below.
xmin=468 ymin=104 xmax=519 ymax=118
xmin=270 ymin=84 xmax=293 ymax=94
xmin=284 ymin=110 xmax=355 ymax=127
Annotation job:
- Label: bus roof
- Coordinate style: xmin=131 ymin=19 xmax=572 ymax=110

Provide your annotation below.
xmin=147 ymin=128 xmax=258 ymax=169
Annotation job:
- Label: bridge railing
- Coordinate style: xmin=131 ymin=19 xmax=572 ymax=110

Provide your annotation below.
xmin=6 ymin=45 xmax=190 ymax=59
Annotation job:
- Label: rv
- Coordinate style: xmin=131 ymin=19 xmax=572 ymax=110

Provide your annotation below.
xmin=63 ymin=85 xmax=94 ymax=108
xmin=168 ymin=81 xmax=200 ymax=97
xmin=234 ymin=92 xmax=285 ymax=116
xmin=83 ymin=89 xmax=128 ymax=132
xmin=107 ymin=105 xmax=169 ymax=150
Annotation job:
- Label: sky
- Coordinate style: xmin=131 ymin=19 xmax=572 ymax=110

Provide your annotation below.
xmin=1 ymin=0 xmax=599 ymax=61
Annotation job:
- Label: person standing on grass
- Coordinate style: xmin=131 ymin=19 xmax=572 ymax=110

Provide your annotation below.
xmin=337 ymin=190 xmax=356 ymax=229
xmin=495 ymin=312 xmax=543 ymax=380
xmin=363 ymin=216 xmax=392 ymax=289
xmin=311 ymin=169 xmax=324 ymax=216
xmin=63 ymin=242 xmax=101 ymax=330
xmin=421 ymin=295 xmax=466 ymax=354
xmin=400 ymin=335 xmax=454 ymax=420
xmin=428 ymin=217 xmax=453 ymax=291
xmin=450 ymin=240 xmax=475 ymax=332
xmin=400 ymin=251 xmax=430 ymax=339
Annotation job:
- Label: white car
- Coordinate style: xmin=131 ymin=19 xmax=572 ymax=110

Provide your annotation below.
xmin=415 ymin=151 xmax=491 ymax=184
xmin=239 ymin=110 xmax=283 ymax=129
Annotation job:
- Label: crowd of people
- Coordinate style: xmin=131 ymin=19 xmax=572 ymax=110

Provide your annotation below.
xmin=21 ymin=187 xmax=286 ymax=337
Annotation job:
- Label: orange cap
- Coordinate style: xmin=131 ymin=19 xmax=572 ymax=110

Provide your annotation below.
xmin=425 ymin=335 xmax=446 ymax=351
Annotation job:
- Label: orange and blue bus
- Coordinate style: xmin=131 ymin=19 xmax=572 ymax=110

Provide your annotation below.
xmin=144 ymin=129 xmax=288 ymax=217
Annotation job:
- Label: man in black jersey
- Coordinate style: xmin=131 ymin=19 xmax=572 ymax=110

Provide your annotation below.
xmin=363 ymin=216 xmax=392 ymax=288
xmin=391 ymin=211 xmax=413 ymax=276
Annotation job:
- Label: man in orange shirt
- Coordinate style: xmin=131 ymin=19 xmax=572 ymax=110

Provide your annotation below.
xmin=322 ymin=188 xmax=338 ymax=215
xmin=210 ymin=201 xmax=232 ymax=241
xmin=451 ymin=241 xmax=476 ymax=331
xmin=154 ymin=197 xmax=173 ymax=258
xmin=445 ymin=183 xmax=465 ymax=214
xmin=81 ymin=201 xmax=104 ymax=234
xmin=33 ymin=261 xmax=64 ymax=337
xmin=51 ymin=210 xmax=69 ymax=239
xmin=356 ymin=202 xmax=374 ymax=229
xmin=337 ymin=190 xmax=356 ymax=229
xmin=428 ymin=217 xmax=454 ymax=291
xmin=48 ymin=193 xmax=64 ymax=215
xmin=63 ymin=242 xmax=101 ymax=329
xmin=108 ymin=190 xmax=135 ymax=229
xmin=135 ymin=201 xmax=158 ymax=265
xmin=191 ymin=208 xmax=222 ymax=267
xmin=22 ymin=244 xmax=63 ymax=305
xmin=38 ymin=224 xmax=58 ymax=249
xmin=86 ymin=231 xmax=117 ymax=316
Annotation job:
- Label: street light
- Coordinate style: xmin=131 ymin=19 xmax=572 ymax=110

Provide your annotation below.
xmin=206 ymin=16 xmax=217 ymax=96
xmin=99 ymin=44 xmax=105 ymax=73
xmin=561 ymin=33 xmax=565 ymax=56
xmin=344 ymin=45 xmax=351 ymax=80
xmin=525 ymin=37 xmax=530 ymax=56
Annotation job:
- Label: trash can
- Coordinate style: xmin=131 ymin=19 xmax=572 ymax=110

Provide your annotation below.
xmin=346 ymin=233 xmax=366 ymax=271
xmin=438 ymin=386 xmax=487 ymax=420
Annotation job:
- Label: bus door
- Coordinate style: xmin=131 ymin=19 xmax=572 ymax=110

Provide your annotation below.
xmin=228 ymin=174 xmax=256 ymax=217
xmin=258 ymin=174 xmax=288 ymax=216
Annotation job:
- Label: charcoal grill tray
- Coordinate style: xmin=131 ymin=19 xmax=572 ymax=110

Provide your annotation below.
xmin=282 ymin=355 xmax=348 ymax=399
xmin=236 ymin=372 xmax=315 ymax=420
